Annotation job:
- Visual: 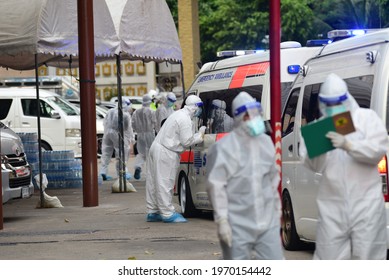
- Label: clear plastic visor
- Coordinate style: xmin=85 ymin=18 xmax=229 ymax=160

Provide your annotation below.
xmin=234 ymin=101 xmax=262 ymax=119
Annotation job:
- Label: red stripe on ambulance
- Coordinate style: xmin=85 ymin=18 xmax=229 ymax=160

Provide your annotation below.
xmin=180 ymin=150 xmax=194 ymax=163
xmin=229 ymin=62 xmax=270 ymax=89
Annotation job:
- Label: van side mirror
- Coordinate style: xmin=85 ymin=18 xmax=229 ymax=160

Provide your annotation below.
xmin=50 ymin=111 xmax=61 ymax=119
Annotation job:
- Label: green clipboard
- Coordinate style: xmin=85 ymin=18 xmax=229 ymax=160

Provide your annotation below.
xmin=301 ymin=111 xmax=355 ymax=158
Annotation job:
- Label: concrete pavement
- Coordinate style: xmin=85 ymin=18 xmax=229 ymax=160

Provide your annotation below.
xmin=0 ymin=156 xmax=221 ymax=260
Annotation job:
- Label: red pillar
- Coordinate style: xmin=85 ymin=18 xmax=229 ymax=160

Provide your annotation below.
xmin=77 ymin=0 xmax=98 ymax=207
xmin=270 ymin=0 xmax=282 ymax=195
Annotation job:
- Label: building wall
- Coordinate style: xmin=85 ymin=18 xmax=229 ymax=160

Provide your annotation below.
xmin=178 ymin=0 xmax=201 ymax=91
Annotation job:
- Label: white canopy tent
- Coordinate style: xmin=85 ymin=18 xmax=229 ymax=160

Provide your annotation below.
xmin=0 ymin=0 xmax=119 ymax=70
xmin=0 ymin=0 xmax=182 ymax=197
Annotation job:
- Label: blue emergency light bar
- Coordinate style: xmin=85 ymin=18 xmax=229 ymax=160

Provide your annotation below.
xmin=287 ymin=65 xmax=300 ymax=74
xmin=306 ymin=39 xmax=332 ymax=47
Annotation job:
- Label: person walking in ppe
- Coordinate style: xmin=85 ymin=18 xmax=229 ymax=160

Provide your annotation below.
xmin=155 ymin=92 xmax=176 ymax=133
xmin=206 ymin=91 xmax=284 ymax=260
xmin=148 ymin=89 xmax=159 ymax=111
xmin=299 ymin=73 xmax=389 ymax=260
xmin=207 ymin=99 xmax=233 ymax=133
xmin=100 ymin=100 xmax=135 ymax=181
xmin=131 ymin=94 xmax=157 ymax=180
xmin=145 ymin=95 xmax=206 ymax=223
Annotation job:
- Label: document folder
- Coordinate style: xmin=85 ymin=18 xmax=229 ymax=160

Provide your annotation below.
xmin=301 ymin=111 xmax=355 ymax=158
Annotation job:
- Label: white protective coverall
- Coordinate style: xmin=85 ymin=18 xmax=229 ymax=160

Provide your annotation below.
xmin=299 ymin=73 xmax=389 ymax=260
xmin=131 ymin=94 xmax=157 ymax=178
xmin=208 ymin=99 xmax=234 ymax=133
xmin=155 ymin=92 xmax=176 ymax=132
xmin=206 ymin=92 xmax=283 ymax=260
xmin=100 ymin=100 xmax=135 ymax=179
xmin=145 ymin=95 xmax=205 ymax=222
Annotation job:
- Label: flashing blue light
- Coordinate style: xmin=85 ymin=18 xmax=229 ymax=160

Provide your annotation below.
xmin=287 ymin=65 xmax=300 ymax=74
xmin=306 ymin=39 xmax=331 ymax=47
xmin=352 ymin=30 xmax=366 ymax=36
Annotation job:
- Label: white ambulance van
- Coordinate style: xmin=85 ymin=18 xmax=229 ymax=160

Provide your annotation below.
xmin=174 ymin=42 xmax=322 ymax=217
xmin=0 ymin=88 xmax=82 ymax=157
xmin=281 ymin=28 xmax=389 ymax=256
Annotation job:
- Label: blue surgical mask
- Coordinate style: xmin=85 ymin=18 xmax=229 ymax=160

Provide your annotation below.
xmin=245 ymin=116 xmax=266 ymax=137
xmin=325 ymin=104 xmax=347 ymax=116
xmin=194 ymin=107 xmax=202 ymax=117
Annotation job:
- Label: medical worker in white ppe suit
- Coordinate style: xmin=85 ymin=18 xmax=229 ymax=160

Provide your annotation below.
xmin=208 ymin=99 xmax=233 ymax=133
xmin=145 ymin=95 xmax=206 ymax=223
xmin=300 ymin=73 xmax=388 ymax=260
xmin=155 ymin=92 xmax=176 ymax=133
xmin=206 ymin=91 xmax=284 ymax=260
xmin=100 ymin=99 xmax=135 ymax=181
xmin=131 ymin=94 xmax=156 ymax=180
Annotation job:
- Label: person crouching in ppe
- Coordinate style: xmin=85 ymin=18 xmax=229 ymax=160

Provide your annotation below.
xmin=206 ymin=91 xmax=284 ymax=260
xmin=100 ymin=100 xmax=135 ymax=181
xmin=145 ymin=95 xmax=206 ymax=223
xmin=155 ymin=92 xmax=176 ymax=133
xmin=207 ymin=99 xmax=234 ymax=133
xmin=131 ymin=94 xmax=157 ymax=180
xmin=299 ymin=73 xmax=389 ymax=260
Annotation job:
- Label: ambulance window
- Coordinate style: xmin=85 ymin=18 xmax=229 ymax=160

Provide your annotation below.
xmin=344 ymin=75 xmax=372 ymax=109
xmin=199 ymin=85 xmax=263 ymax=133
xmin=281 ymin=82 xmax=293 ymax=111
xmin=302 ymin=83 xmax=321 ymax=124
xmin=282 ymin=87 xmax=300 ymax=137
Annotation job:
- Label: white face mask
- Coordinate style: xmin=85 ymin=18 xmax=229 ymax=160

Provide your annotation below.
xmin=243 ymin=116 xmax=266 ymax=137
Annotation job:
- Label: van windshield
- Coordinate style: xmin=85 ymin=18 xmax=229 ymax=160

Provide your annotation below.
xmin=46 ymin=96 xmax=79 ymax=116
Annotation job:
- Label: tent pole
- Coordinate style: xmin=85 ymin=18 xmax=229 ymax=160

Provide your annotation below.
xmin=35 ymin=54 xmax=44 ymax=208
xmin=180 ymin=62 xmax=186 ymax=100
xmin=116 ymin=54 xmax=126 ymax=192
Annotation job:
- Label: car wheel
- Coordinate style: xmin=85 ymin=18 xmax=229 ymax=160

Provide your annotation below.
xmin=281 ymin=190 xmax=303 ymax=251
xmin=178 ymin=172 xmax=198 ymax=217
xmin=40 ymin=141 xmax=52 ymax=151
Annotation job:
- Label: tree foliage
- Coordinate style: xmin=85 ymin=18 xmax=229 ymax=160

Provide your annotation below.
xmin=166 ymin=0 xmax=389 ymax=64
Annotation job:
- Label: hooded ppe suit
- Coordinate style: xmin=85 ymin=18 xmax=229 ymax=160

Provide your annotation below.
xmin=100 ymin=100 xmax=135 ymax=180
xmin=206 ymin=91 xmax=283 ymax=260
xmin=156 ymin=92 xmax=176 ymax=132
xmin=208 ymin=99 xmax=234 ymax=133
xmin=300 ymin=73 xmax=389 ymax=260
xmin=131 ymin=94 xmax=157 ymax=179
xmin=145 ymin=95 xmax=206 ymax=223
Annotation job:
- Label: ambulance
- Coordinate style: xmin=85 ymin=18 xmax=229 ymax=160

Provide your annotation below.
xmin=174 ymin=42 xmax=323 ymax=217
xmin=281 ymin=28 xmax=389 ymax=256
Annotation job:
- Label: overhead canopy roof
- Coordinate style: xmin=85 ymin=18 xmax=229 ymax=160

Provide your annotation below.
xmin=0 ymin=0 xmax=181 ymax=71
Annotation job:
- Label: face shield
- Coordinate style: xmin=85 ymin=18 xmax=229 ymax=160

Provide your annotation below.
xmin=167 ymin=96 xmax=176 ymax=108
xmin=319 ymin=92 xmax=348 ymax=117
xmin=233 ymin=101 xmax=266 ymax=136
xmin=194 ymin=101 xmax=204 ymax=117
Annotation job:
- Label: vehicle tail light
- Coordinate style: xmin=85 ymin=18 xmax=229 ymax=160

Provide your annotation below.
xmin=377 ymin=156 xmax=389 ymax=202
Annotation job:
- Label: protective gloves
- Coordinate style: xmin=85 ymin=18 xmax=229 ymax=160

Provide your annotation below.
xmin=199 ymin=126 xmax=206 ymax=138
xmin=326 ymin=131 xmax=353 ymax=151
xmin=217 ymin=218 xmax=232 ymax=247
